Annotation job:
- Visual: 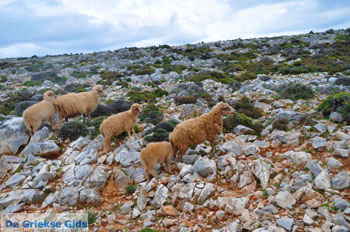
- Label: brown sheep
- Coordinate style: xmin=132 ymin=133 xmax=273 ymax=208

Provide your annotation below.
xmin=140 ymin=141 xmax=174 ymax=182
xmin=22 ymin=90 xmax=56 ymax=136
xmin=169 ymin=102 xmax=234 ymax=162
xmin=99 ymin=103 xmax=142 ymax=154
xmin=55 ymin=85 xmax=104 ymax=127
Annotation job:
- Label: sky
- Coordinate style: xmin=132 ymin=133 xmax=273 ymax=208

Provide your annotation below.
xmin=0 ymin=0 xmax=349 ymax=58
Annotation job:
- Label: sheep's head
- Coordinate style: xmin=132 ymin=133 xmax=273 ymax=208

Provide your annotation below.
xmin=215 ymin=102 xmax=235 ymax=116
xmin=43 ymin=90 xmax=56 ymax=102
xmin=130 ymin=103 xmax=142 ymax=114
xmin=93 ymin=85 xmax=104 ymax=96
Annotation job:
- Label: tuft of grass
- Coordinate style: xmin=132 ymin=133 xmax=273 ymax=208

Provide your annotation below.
xmin=125 ymin=185 xmax=136 ymax=195
xmin=276 ymin=83 xmax=314 ymax=100
xmin=88 ymin=211 xmax=98 ymax=225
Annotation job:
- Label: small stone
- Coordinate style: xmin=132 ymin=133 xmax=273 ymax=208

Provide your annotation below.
xmin=215 ymin=210 xmax=225 ymax=220
xmin=277 ymin=217 xmax=294 ymax=231
xmin=274 ymin=191 xmax=296 ymax=209
xmin=330 ymin=112 xmax=343 ymax=123
xmin=161 ymin=205 xmax=178 ymax=216
xmin=303 ymin=213 xmax=314 ymax=225
xmin=334 ymin=149 xmax=349 ymax=158
xmin=315 ymin=170 xmax=331 ymax=190
xmin=244 ymin=144 xmax=260 ymax=156
xmin=311 ymin=137 xmax=326 ymax=149
xmin=328 ymin=158 xmax=343 ymax=170
xmin=120 ymin=201 xmax=133 ymax=214
xmin=332 ymin=172 xmax=350 ymax=189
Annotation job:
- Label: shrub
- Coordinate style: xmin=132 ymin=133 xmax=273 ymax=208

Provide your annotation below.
xmin=57 ymin=121 xmax=88 ymax=141
xmin=145 ymin=120 xmax=179 ymax=143
xmin=71 ymin=70 xmax=88 ymax=79
xmin=234 ymin=96 xmax=263 ymax=119
xmin=276 ymin=83 xmax=314 ymax=100
xmin=133 ymin=67 xmax=155 ymax=75
xmin=88 ymin=211 xmax=98 ymax=225
xmin=335 ymin=34 xmax=350 ymax=42
xmin=317 ymin=92 xmax=350 ymax=122
xmin=127 ymin=88 xmax=168 ymax=103
xmin=186 ymin=71 xmax=234 ymax=84
xmin=23 ymin=80 xmax=42 ymax=87
xmin=125 ymin=185 xmax=136 ymax=195
xmin=140 ymin=104 xmax=163 ymax=125
xmin=223 ymin=112 xmax=263 ymax=134
xmin=87 ymin=116 xmax=107 ymax=137
xmin=32 ymin=71 xmax=67 ymax=85
xmin=175 ymin=96 xmax=197 ymax=105
xmin=0 ymin=75 xmax=7 ymax=82
xmin=272 ymin=117 xmax=290 ymax=131
xmin=139 ymin=228 xmax=161 ymax=232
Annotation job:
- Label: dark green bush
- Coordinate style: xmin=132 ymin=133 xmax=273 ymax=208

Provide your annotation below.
xmin=140 ymin=104 xmax=163 ymax=125
xmin=127 ymin=88 xmax=168 ymax=103
xmin=125 ymin=185 xmax=136 ymax=195
xmin=71 ymin=70 xmax=88 ymax=79
xmin=0 ymin=75 xmax=7 ymax=82
xmin=276 ymin=83 xmax=314 ymax=100
xmin=335 ymin=33 xmax=350 ymax=42
xmin=234 ymin=96 xmax=263 ymax=119
xmin=272 ymin=117 xmax=290 ymax=131
xmin=223 ymin=112 xmax=263 ymax=134
xmin=23 ymin=80 xmax=42 ymax=87
xmin=317 ymin=92 xmax=350 ymax=122
xmin=87 ymin=116 xmax=107 ymax=137
xmin=133 ymin=67 xmax=155 ymax=75
xmin=32 ymin=71 xmax=67 ymax=85
xmin=57 ymin=121 xmax=88 ymax=141
xmin=175 ymin=96 xmax=197 ymax=105
xmin=186 ymin=71 xmax=234 ymax=84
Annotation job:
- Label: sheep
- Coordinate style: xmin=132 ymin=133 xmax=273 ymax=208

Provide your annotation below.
xmin=55 ymin=85 xmax=104 ymax=127
xmin=22 ymin=90 xmax=56 ymax=136
xmin=169 ymin=102 xmax=235 ymax=162
xmin=140 ymin=141 xmax=174 ymax=182
xmin=99 ymin=103 xmax=142 ymax=154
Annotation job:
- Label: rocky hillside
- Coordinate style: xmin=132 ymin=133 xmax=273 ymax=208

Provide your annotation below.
xmin=1 ymin=28 xmax=350 ymax=232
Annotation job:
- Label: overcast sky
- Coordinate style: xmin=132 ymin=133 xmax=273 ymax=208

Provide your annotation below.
xmin=0 ymin=0 xmax=349 ymax=58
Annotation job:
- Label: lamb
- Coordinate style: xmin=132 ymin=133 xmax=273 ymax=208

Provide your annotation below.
xmin=169 ymin=102 xmax=234 ymax=162
xmin=55 ymin=85 xmax=104 ymax=127
xmin=99 ymin=103 xmax=142 ymax=154
xmin=140 ymin=141 xmax=174 ymax=182
xmin=22 ymin=90 xmax=57 ymax=136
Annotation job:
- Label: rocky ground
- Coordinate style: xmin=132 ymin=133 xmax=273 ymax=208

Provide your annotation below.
xmin=0 ymin=28 xmax=350 ymax=232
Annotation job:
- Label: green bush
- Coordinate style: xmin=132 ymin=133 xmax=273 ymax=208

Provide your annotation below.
xmin=140 ymin=104 xmax=163 ymax=125
xmin=186 ymin=71 xmax=234 ymax=84
xmin=175 ymin=96 xmax=197 ymax=105
xmin=133 ymin=67 xmax=155 ymax=75
xmin=72 ymin=70 xmax=88 ymax=79
xmin=276 ymin=83 xmax=314 ymax=100
xmin=272 ymin=117 xmax=290 ymax=131
xmin=57 ymin=121 xmax=88 ymax=141
xmin=0 ymin=75 xmax=7 ymax=82
xmin=317 ymin=92 xmax=350 ymax=122
xmin=234 ymin=96 xmax=263 ymax=119
xmin=125 ymin=185 xmax=136 ymax=195
xmin=127 ymin=88 xmax=168 ymax=103
xmin=335 ymin=33 xmax=350 ymax=42
xmin=23 ymin=80 xmax=42 ymax=87
xmin=87 ymin=116 xmax=107 ymax=137
xmin=88 ymin=211 xmax=98 ymax=225
xmin=223 ymin=112 xmax=263 ymax=134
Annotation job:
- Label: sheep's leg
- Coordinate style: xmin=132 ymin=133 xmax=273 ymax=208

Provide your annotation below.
xmin=177 ymin=149 xmax=186 ymax=163
xmin=144 ymin=169 xmax=150 ymax=182
xmin=58 ymin=114 xmax=64 ymax=128
xmin=209 ymin=140 xmax=216 ymax=157
xmin=165 ymin=155 xmax=172 ymax=174
xmin=132 ymin=126 xmax=137 ymax=139
xmin=127 ymin=130 xmax=132 ymax=142
xmin=148 ymin=168 xmax=159 ymax=182
xmin=49 ymin=117 xmax=55 ymax=132
xmin=83 ymin=113 xmax=86 ymax=124
xmin=32 ymin=122 xmax=41 ymax=136
xmin=103 ymin=136 xmax=112 ymax=154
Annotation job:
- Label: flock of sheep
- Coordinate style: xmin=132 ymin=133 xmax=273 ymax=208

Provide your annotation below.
xmin=22 ymin=86 xmax=235 ymax=182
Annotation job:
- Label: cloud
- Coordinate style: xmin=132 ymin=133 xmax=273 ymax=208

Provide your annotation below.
xmin=0 ymin=0 xmax=349 ymax=58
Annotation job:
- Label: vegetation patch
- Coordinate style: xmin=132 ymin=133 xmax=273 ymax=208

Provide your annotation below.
xmin=125 ymin=185 xmax=136 ymax=195
xmin=223 ymin=112 xmax=263 ymax=134
xmin=234 ymin=96 xmax=263 ymax=119
xmin=174 ymin=96 xmax=197 ymax=105
xmin=23 ymin=80 xmax=42 ymax=87
xmin=317 ymin=92 xmax=350 ymax=122
xmin=139 ymin=104 xmax=163 ymax=125
xmin=127 ymin=87 xmax=168 ymax=103
xmin=57 ymin=120 xmax=88 ymax=141
xmin=276 ymin=83 xmax=314 ymax=100
xmin=186 ymin=71 xmax=234 ymax=84
xmin=87 ymin=116 xmax=107 ymax=137
xmin=71 ymin=70 xmax=88 ymax=79
xmin=144 ymin=120 xmax=179 ymax=143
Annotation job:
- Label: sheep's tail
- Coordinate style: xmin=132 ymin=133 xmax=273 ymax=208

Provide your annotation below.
xmin=99 ymin=124 xmax=104 ymax=137
xmin=169 ymin=134 xmax=178 ymax=155
xmin=23 ymin=119 xmax=33 ymax=143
